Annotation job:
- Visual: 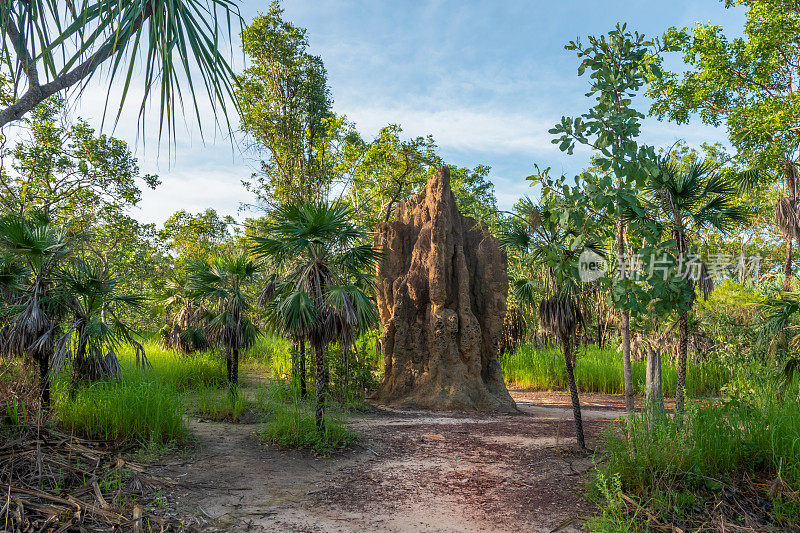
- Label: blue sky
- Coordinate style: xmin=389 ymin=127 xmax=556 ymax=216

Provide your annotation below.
xmin=69 ymin=1 xmax=746 ymax=226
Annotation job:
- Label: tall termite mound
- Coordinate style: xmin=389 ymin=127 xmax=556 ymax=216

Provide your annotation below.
xmin=374 ymin=166 xmax=516 ymax=411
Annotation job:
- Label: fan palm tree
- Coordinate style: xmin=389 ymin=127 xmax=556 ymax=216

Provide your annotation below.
xmin=0 ymin=1 xmax=241 ymax=135
xmin=160 ymin=274 xmax=216 ymax=354
xmin=252 ymin=201 xmax=380 ymax=432
xmin=0 ymin=213 xmax=69 ymax=406
xmin=188 ymin=251 xmax=259 ymax=386
xmin=51 ymin=259 xmax=147 ymax=382
xmin=501 ymin=199 xmax=597 ymax=449
xmin=640 ymin=157 xmax=749 ymax=413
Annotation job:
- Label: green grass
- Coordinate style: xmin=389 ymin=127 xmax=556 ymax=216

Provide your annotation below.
xmin=50 ymin=340 xmax=227 ymax=444
xmin=254 ymin=380 xmax=357 ymax=455
xmin=591 ymin=380 xmax=800 ymax=530
xmin=195 ymin=384 xmax=247 ymax=421
xmin=53 ymin=373 xmax=186 ymax=444
xmin=501 ymin=344 xmax=729 ymax=397
xmin=242 ymin=334 xmax=293 ymax=377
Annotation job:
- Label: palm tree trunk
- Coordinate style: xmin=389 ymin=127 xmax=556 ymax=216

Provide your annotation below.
xmin=314 ymin=342 xmax=326 ymax=432
xmin=343 ymin=342 xmax=349 ymax=404
xmin=562 ymin=336 xmax=585 ymax=449
xmin=291 ymin=340 xmax=298 ymax=386
xmin=617 ymin=216 xmax=634 ymax=413
xmin=38 ymin=352 xmax=50 ymax=408
xmin=675 ymin=311 xmax=689 ymax=414
xmin=225 ymin=348 xmax=233 ymax=384
xmin=231 ymin=347 xmax=239 ymax=386
xmin=784 ymin=238 xmax=793 ymax=292
xmin=299 ymin=340 xmax=307 ymax=399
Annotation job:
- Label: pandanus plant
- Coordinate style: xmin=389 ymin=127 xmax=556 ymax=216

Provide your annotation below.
xmin=160 ymin=275 xmax=216 ymax=354
xmin=252 ymin=201 xmax=380 ymax=432
xmin=0 ymin=213 xmax=69 ymax=406
xmin=501 ymin=199 xmax=597 ymax=449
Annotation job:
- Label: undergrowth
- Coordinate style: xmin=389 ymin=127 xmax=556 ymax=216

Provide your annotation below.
xmin=590 ymin=379 xmax=800 ymax=531
xmin=501 ymin=344 xmax=729 ymax=397
xmin=254 ymin=380 xmax=357 ymax=455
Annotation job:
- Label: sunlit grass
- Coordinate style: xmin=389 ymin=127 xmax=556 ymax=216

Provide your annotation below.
xmin=593 ymin=380 xmax=800 ymax=529
xmin=254 ymin=380 xmax=357 ymax=455
xmin=501 ymin=343 xmax=729 ymax=397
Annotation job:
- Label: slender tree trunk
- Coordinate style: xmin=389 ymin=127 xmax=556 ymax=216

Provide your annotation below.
xmin=314 ymin=343 xmax=326 ymax=432
xmin=343 ymin=343 xmax=349 ymax=404
xmin=675 ymin=311 xmax=689 ymax=414
xmin=225 ymin=347 xmax=233 ymax=384
xmin=562 ymin=336 xmax=585 ymax=449
xmin=645 ymin=345 xmax=664 ymax=423
xmin=231 ymin=347 xmax=239 ymax=386
xmin=291 ymin=340 xmax=298 ymax=386
xmin=784 ymin=238 xmax=793 ymax=292
xmin=299 ymin=341 xmax=307 ymax=399
xmin=617 ymin=217 xmax=634 ymax=413
xmin=38 ymin=353 xmax=50 ymax=408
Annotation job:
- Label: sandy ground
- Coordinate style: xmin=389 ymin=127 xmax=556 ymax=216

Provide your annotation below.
xmin=150 ymin=382 xmax=628 ymax=532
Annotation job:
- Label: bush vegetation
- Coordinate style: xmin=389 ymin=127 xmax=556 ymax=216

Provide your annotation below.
xmin=501 ymin=344 xmax=729 ymax=397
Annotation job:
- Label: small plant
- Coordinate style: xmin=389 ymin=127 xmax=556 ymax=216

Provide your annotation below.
xmin=588 ymin=471 xmax=637 ymax=532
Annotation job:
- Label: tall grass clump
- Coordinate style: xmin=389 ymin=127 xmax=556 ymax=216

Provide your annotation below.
xmin=502 ymin=344 xmax=728 ymax=397
xmin=593 ymin=381 xmax=800 ymax=529
xmin=118 ymin=341 xmax=226 ymax=391
xmin=53 ymin=374 xmax=186 ymax=444
xmin=195 ymin=384 xmax=247 ymax=421
xmin=254 ymin=381 xmax=356 ymax=455
xmin=241 ymin=334 xmax=292 ymax=377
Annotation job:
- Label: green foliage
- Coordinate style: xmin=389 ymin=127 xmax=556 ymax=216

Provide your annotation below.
xmin=594 ymin=382 xmax=800 ymax=529
xmin=0 ymin=0 xmax=241 ymax=136
xmin=648 ymin=0 xmax=800 ymax=172
xmin=236 ymin=1 xmax=335 ymax=204
xmin=501 ymin=344 xmax=729 ymax=397
xmin=255 ymin=381 xmax=357 ymax=455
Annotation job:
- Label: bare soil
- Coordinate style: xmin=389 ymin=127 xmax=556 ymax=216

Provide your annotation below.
xmin=151 ymin=379 xmax=628 ymax=532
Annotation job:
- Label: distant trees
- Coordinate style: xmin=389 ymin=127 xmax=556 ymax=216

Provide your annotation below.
xmin=648 ymin=0 xmax=800 ymax=291
xmin=236 ymin=1 xmax=336 ymax=205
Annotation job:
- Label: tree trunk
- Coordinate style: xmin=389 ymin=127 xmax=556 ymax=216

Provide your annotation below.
xmin=291 ymin=340 xmax=298 ymax=385
xmin=343 ymin=343 xmax=349 ymax=404
xmin=314 ymin=343 xmax=326 ymax=432
xmin=645 ymin=345 xmax=664 ymax=422
xmin=617 ymin=216 xmax=634 ymax=413
xmin=38 ymin=352 xmax=50 ymax=408
xmin=231 ymin=347 xmax=239 ymax=386
xmin=225 ymin=348 xmax=233 ymax=384
xmin=784 ymin=238 xmax=793 ymax=292
xmin=675 ymin=311 xmax=689 ymax=414
xmin=299 ymin=341 xmax=307 ymax=399
xmin=621 ymin=310 xmax=634 ymax=412
xmin=562 ymin=337 xmax=585 ymax=449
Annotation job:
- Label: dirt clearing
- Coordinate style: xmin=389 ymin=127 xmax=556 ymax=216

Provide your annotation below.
xmin=151 ymin=382 xmax=625 ymax=532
